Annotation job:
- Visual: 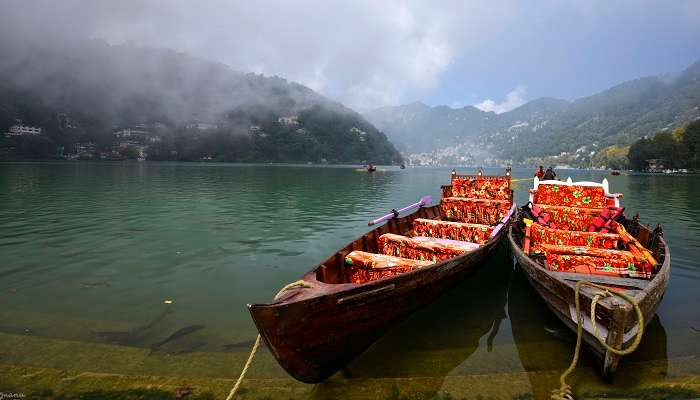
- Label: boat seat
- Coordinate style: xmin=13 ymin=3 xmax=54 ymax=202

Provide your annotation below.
xmin=440 ymin=197 xmax=512 ymax=225
xmin=532 ymin=243 xmax=652 ymax=279
xmin=530 ymin=222 xmax=619 ymax=249
xmin=533 ymin=183 xmax=614 ymax=209
xmin=412 ymin=218 xmax=493 ymax=244
xmin=412 ymin=236 xmax=480 ymax=251
xmin=533 ymin=204 xmax=602 ymax=231
xmin=344 ymin=251 xmax=432 ymax=284
xmin=451 ymin=176 xmax=511 ymax=200
xmin=378 ymin=233 xmax=472 ymax=263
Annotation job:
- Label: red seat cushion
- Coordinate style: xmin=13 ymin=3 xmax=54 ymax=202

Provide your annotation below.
xmin=452 ymin=177 xmax=511 ymax=200
xmin=544 ymin=254 xmax=651 ymax=278
xmin=344 ymin=251 xmax=432 ymax=284
xmin=531 ymin=243 xmax=652 ymax=278
xmin=535 ymin=204 xmax=601 ymax=231
xmin=440 ymin=197 xmax=511 ymax=225
xmin=530 ymin=223 xmax=619 ymax=249
xmin=534 ymin=184 xmax=607 ymax=209
xmin=412 ymin=218 xmax=493 ymax=244
xmin=378 ymin=233 xmax=469 ymax=262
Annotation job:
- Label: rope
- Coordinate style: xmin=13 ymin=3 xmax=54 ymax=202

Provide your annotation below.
xmin=224 ymin=280 xmax=313 ymax=400
xmin=551 ymin=281 xmax=645 ymax=400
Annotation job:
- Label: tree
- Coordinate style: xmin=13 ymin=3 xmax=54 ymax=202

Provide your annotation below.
xmin=592 ymin=145 xmax=629 ymax=169
xmin=682 ymin=119 xmax=700 ymax=168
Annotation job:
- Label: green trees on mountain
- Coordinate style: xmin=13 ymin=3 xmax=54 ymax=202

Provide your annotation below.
xmin=627 ymin=120 xmax=700 ymax=170
xmin=592 ymin=145 xmax=630 ymax=170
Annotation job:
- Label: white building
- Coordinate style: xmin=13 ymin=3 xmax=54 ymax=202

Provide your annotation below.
xmin=113 ymin=128 xmax=149 ymax=139
xmin=278 ymin=116 xmax=299 ymax=126
xmin=186 ymin=122 xmax=218 ymax=130
xmin=7 ymin=124 xmax=42 ymax=136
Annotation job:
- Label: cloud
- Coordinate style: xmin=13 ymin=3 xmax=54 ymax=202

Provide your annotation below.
xmin=0 ymin=0 xmax=519 ymax=111
xmin=474 ymin=85 xmax=527 ymax=114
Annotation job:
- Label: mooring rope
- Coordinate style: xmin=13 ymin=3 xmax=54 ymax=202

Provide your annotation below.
xmin=225 ymin=280 xmax=313 ymax=400
xmin=551 ymin=281 xmax=645 ymax=400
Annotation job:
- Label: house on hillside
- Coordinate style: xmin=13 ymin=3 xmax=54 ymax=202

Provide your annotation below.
xmin=6 ymin=124 xmax=42 ymax=137
xmin=645 ymin=159 xmax=665 ymax=172
xmin=278 ymin=116 xmax=299 ymax=126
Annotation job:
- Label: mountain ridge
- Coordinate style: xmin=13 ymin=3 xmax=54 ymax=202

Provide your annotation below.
xmin=365 ymin=59 xmax=700 ymax=165
xmin=0 ymin=36 xmax=402 ymax=164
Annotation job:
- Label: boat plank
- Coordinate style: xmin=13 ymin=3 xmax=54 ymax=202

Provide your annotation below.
xmin=552 ymin=271 xmax=650 ymax=289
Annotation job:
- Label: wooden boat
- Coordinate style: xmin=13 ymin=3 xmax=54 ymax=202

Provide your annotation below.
xmin=508 ymin=177 xmax=670 ymax=379
xmin=248 ymin=170 xmax=516 ymax=383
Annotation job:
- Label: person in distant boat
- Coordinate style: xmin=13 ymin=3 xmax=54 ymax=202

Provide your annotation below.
xmin=534 ymin=165 xmax=545 ymax=179
xmin=543 ymin=166 xmax=556 ymax=180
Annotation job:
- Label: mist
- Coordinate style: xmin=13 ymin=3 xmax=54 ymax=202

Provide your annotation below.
xmin=3 ymin=0 xmax=699 ymax=112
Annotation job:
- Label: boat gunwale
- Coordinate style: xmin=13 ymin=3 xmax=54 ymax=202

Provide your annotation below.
xmin=507 ymin=210 xmax=670 ymax=377
xmin=507 ymin=213 xmax=670 ymax=314
xmin=249 ymin=201 xmax=516 ymax=308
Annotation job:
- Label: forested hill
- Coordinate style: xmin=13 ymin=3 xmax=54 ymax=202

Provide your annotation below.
xmin=0 ymin=36 xmax=402 ymax=164
xmin=365 ymin=59 xmax=700 ymax=165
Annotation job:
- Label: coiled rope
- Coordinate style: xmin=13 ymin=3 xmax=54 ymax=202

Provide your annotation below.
xmin=225 ymin=279 xmax=313 ymax=400
xmin=551 ymin=281 xmax=645 ymax=400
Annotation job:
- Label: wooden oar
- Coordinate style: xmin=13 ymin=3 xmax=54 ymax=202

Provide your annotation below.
xmin=613 ymin=222 xmax=658 ymax=266
xmin=368 ymin=196 xmax=433 ymax=226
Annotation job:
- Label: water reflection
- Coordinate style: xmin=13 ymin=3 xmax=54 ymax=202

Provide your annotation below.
xmin=508 ymin=257 xmax=669 ymax=399
xmin=311 ymin=245 xmax=512 ymax=398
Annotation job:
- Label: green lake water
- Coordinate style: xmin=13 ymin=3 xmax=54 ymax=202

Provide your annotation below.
xmin=0 ymin=162 xmax=699 ymax=399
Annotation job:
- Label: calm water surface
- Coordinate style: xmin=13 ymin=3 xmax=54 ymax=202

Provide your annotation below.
xmin=0 ymin=162 xmax=699 ymax=398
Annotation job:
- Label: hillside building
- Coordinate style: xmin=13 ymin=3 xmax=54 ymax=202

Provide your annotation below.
xmin=7 ymin=124 xmax=42 ymax=136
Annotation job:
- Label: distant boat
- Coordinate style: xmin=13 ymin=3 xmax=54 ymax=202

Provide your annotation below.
xmin=611 ymin=170 xmax=621 ymax=175
xmin=367 ymin=165 xmax=377 ymax=172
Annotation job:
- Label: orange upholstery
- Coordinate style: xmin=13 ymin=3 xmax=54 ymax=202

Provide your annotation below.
xmin=545 ymin=254 xmax=651 ymax=278
xmin=412 ymin=218 xmax=493 ymax=244
xmin=440 ymin=197 xmax=511 ymax=225
xmin=526 ymin=180 xmax=654 ymax=279
xmin=530 ymin=223 xmax=619 ymax=249
xmin=451 ymin=177 xmax=511 ymax=201
xmin=532 ymin=244 xmax=652 ymax=278
xmin=345 ymin=251 xmax=432 ymax=283
xmin=534 ymin=184 xmax=607 ymax=209
xmin=536 ymin=204 xmax=600 ymax=231
xmin=378 ymin=233 xmax=468 ymax=262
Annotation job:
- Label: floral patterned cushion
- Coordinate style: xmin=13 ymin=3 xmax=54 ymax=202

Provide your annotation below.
xmin=412 ymin=236 xmax=481 ymax=251
xmin=535 ymin=184 xmax=607 ymax=209
xmin=544 ymin=254 xmax=651 ymax=278
xmin=531 ymin=243 xmax=652 ymax=278
xmin=412 ymin=218 xmax=493 ymax=244
xmin=440 ymin=197 xmax=512 ymax=225
xmin=452 ymin=177 xmax=511 ymax=200
xmin=530 ymin=223 xmax=619 ymax=249
xmin=344 ymin=250 xmax=432 ymax=284
xmin=536 ymin=204 xmax=601 ymax=231
xmin=378 ymin=233 xmax=469 ymax=263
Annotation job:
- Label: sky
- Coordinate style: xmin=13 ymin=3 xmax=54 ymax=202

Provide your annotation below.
xmin=3 ymin=0 xmax=700 ymax=112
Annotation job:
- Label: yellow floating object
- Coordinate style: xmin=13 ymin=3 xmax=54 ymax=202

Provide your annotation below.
xmin=163 ymin=299 xmax=173 ymax=304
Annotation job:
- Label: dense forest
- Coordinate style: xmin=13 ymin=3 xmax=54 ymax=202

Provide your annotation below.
xmin=0 ymin=37 xmax=402 ymax=164
xmin=627 ymin=119 xmax=700 ymax=171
